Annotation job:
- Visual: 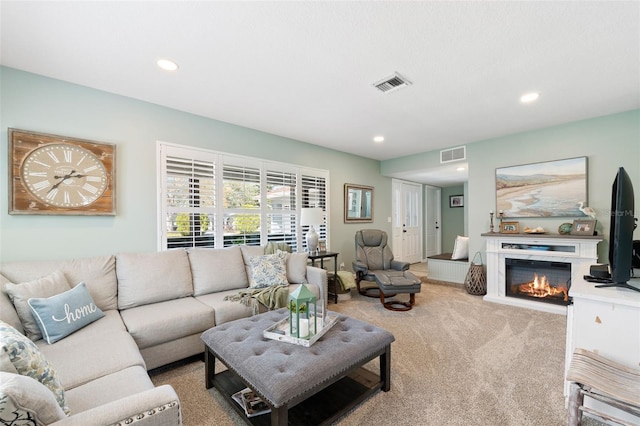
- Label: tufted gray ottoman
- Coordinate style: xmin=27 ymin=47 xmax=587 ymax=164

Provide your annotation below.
xmin=201 ymin=308 xmax=395 ymax=425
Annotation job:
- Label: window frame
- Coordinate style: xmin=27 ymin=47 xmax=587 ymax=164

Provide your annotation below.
xmin=158 ymin=141 xmax=329 ymax=251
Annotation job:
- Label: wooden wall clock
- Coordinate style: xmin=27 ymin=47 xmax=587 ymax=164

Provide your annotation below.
xmin=9 ymin=129 xmax=116 ymax=215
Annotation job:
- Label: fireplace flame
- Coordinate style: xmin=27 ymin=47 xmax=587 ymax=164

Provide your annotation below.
xmin=516 ymin=273 xmax=568 ymax=301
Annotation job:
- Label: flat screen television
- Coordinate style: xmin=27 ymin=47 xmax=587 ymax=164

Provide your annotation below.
xmin=596 ymin=166 xmax=639 ymax=292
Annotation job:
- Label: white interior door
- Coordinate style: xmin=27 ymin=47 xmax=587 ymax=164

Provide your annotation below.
xmin=425 ymin=185 xmax=442 ymax=258
xmin=392 ymin=179 xmax=422 ymax=263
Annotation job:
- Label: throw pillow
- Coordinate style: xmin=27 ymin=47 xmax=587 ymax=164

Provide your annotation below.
xmin=0 ymin=372 xmax=67 ymax=425
xmin=451 ymin=236 xmax=469 ymax=260
xmin=247 ymin=252 xmax=288 ymax=288
xmin=0 ymin=321 xmax=69 ymax=414
xmin=3 ymin=271 xmax=71 ymax=340
xmin=28 ymin=283 xmax=105 ymax=344
xmin=285 ymin=252 xmax=309 ymax=284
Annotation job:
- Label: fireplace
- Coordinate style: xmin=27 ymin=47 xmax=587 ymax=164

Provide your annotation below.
xmin=505 ymin=258 xmax=571 ymax=306
xmin=482 ymin=233 xmax=602 ymax=314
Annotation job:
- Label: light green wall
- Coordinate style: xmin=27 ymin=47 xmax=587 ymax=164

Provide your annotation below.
xmin=0 ymin=67 xmax=390 ymax=266
xmin=2 ymin=67 xmax=638 ymax=267
xmin=466 ymin=110 xmax=640 ymax=262
xmin=441 ymin=185 xmax=465 ymax=253
xmin=384 ymin=109 xmax=639 ymax=263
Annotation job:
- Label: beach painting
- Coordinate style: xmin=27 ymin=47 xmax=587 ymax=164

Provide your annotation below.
xmin=496 ymin=157 xmax=587 ymax=217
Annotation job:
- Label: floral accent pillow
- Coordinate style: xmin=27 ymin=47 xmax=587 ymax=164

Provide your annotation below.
xmin=0 ymin=371 xmax=67 ymax=425
xmin=0 ymin=321 xmax=69 ymax=415
xmin=247 ymin=252 xmax=289 ymax=288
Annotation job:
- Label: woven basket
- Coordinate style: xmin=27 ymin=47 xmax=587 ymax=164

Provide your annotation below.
xmin=464 ymin=252 xmax=486 ymax=295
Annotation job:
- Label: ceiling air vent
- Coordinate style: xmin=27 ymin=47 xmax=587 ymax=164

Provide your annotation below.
xmin=373 ymin=72 xmax=412 ymax=93
xmin=440 ymin=146 xmax=466 ymax=163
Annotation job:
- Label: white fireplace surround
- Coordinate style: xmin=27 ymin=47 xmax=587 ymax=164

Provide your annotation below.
xmin=482 ymin=233 xmax=603 ymax=315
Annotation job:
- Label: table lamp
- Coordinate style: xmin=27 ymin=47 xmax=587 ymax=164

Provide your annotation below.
xmin=300 ymin=207 xmax=323 ymax=253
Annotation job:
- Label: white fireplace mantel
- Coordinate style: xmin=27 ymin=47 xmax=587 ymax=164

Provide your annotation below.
xmin=481 ymin=233 xmax=603 ymax=314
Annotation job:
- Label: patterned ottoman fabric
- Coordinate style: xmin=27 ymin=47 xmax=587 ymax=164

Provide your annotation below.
xmin=201 ymin=308 xmax=394 ymax=407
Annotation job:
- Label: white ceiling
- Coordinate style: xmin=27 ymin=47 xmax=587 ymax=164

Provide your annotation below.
xmin=1 ymin=1 xmax=639 ymax=186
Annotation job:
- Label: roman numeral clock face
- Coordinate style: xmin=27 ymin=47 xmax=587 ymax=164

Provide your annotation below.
xmin=10 ymin=129 xmax=116 ymax=215
xmin=21 ymin=144 xmax=108 ymax=207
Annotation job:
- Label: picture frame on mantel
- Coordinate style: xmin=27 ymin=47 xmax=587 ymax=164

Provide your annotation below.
xmin=500 ymin=221 xmax=520 ymax=234
xmin=571 ymin=219 xmax=597 ymax=236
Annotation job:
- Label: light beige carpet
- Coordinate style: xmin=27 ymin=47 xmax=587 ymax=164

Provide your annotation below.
xmin=150 ymin=280 xmax=601 ymax=425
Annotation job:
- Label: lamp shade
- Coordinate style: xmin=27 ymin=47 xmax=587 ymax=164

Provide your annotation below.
xmin=300 ymin=207 xmax=324 ymax=226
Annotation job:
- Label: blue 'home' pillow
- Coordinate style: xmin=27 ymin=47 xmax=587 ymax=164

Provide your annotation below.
xmin=28 ymin=283 xmax=105 ymax=344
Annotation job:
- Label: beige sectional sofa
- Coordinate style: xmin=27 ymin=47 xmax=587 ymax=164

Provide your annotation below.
xmin=0 ymin=245 xmax=327 ymax=425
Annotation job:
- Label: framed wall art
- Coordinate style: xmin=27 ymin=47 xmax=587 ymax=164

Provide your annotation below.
xmin=449 ymin=195 xmax=464 ymax=208
xmin=9 ymin=128 xmax=116 ymax=215
xmin=344 ymin=183 xmax=373 ymax=223
xmin=495 ymin=157 xmax=587 ymax=218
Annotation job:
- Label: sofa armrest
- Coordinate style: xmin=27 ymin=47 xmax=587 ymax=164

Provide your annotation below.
xmin=51 ymin=385 xmax=181 ymax=426
xmin=390 ymin=260 xmax=410 ymax=271
xmin=305 ymin=265 xmax=328 ymax=308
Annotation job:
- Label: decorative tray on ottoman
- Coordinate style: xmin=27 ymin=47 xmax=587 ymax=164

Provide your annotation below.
xmin=263 ymin=312 xmax=339 ymax=347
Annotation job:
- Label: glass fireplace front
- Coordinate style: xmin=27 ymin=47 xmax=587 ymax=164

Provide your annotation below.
xmin=505 ymin=258 xmax=571 ymax=306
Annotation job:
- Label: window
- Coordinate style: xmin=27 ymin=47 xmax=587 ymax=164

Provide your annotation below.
xmin=159 ymin=142 xmax=329 ymax=251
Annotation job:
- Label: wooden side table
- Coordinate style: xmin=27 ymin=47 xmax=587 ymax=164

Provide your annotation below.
xmin=308 ymin=251 xmax=339 ymax=304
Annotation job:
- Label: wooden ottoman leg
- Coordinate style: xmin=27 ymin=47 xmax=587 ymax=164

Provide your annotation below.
xmin=380 ymin=344 xmax=391 ymax=392
xmin=271 ymin=405 xmax=288 ymax=426
xmin=205 ymin=347 xmax=216 ymax=389
xmin=566 ymin=382 xmax=583 ymax=426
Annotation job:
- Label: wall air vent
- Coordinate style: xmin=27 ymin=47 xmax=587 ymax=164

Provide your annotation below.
xmin=440 ymin=146 xmax=466 ymax=163
xmin=373 ymin=72 xmax=412 ymax=93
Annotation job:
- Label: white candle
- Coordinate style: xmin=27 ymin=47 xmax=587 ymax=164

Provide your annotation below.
xmin=298 ymin=318 xmax=309 ymax=338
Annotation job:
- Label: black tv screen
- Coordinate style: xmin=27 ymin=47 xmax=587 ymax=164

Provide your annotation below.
xmin=605 ymin=167 xmax=636 ymax=287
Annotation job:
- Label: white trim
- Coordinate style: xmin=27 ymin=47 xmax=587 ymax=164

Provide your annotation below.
xmin=157 ymin=141 xmax=329 ymax=251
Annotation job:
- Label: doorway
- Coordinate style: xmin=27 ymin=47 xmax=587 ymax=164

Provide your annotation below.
xmin=424 ymin=185 xmax=442 ymax=258
xmin=391 ymin=179 xmax=422 ymax=263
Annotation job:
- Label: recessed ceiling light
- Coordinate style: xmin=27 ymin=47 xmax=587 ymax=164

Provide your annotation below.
xmin=373 ymin=136 xmax=385 ymax=143
xmin=456 ymin=167 xmax=465 ymax=172
xmin=157 ymin=59 xmax=179 ymax=71
xmin=520 ymin=92 xmax=540 ymax=103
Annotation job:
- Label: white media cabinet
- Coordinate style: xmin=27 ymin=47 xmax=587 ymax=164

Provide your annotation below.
xmin=565 ymin=277 xmax=640 ymax=424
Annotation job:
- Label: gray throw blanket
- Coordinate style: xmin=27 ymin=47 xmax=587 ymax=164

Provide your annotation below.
xmin=224 ymin=284 xmax=290 ymax=315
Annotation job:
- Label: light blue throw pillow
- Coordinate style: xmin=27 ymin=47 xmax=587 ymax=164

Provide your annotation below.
xmin=28 ymin=283 xmax=105 ymax=344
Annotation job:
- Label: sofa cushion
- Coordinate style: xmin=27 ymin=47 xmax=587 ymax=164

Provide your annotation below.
xmin=247 ymin=252 xmax=288 ymax=288
xmin=286 ymin=252 xmax=309 ymax=284
xmin=64 ymin=366 xmax=154 ymax=415
xmin=119 ymin=297 xmax=214 ymax=349
xmin=36 ymin=311 xmax=144 ymax=390
xmin=0 ymin=371 xmax=67 ymax=424
xmin=0 ymin=274 xmax=23 ymax=334
xmin=28 ymin=283 xmax=105 ymax=344
xmin=187 ymin=246 xmax=249 ymax=295
xmin=0 ymin=255 xmax=118 ymax=311
xmin=4 ymin=271 xmax=71 ymax=340
xmin=116 ymin=250 xmax=193 ymax=310
xmin=0 ymin=321 xmax=69 ymax=414
xmin=196 ymin=290 xmax=255 ymax=325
